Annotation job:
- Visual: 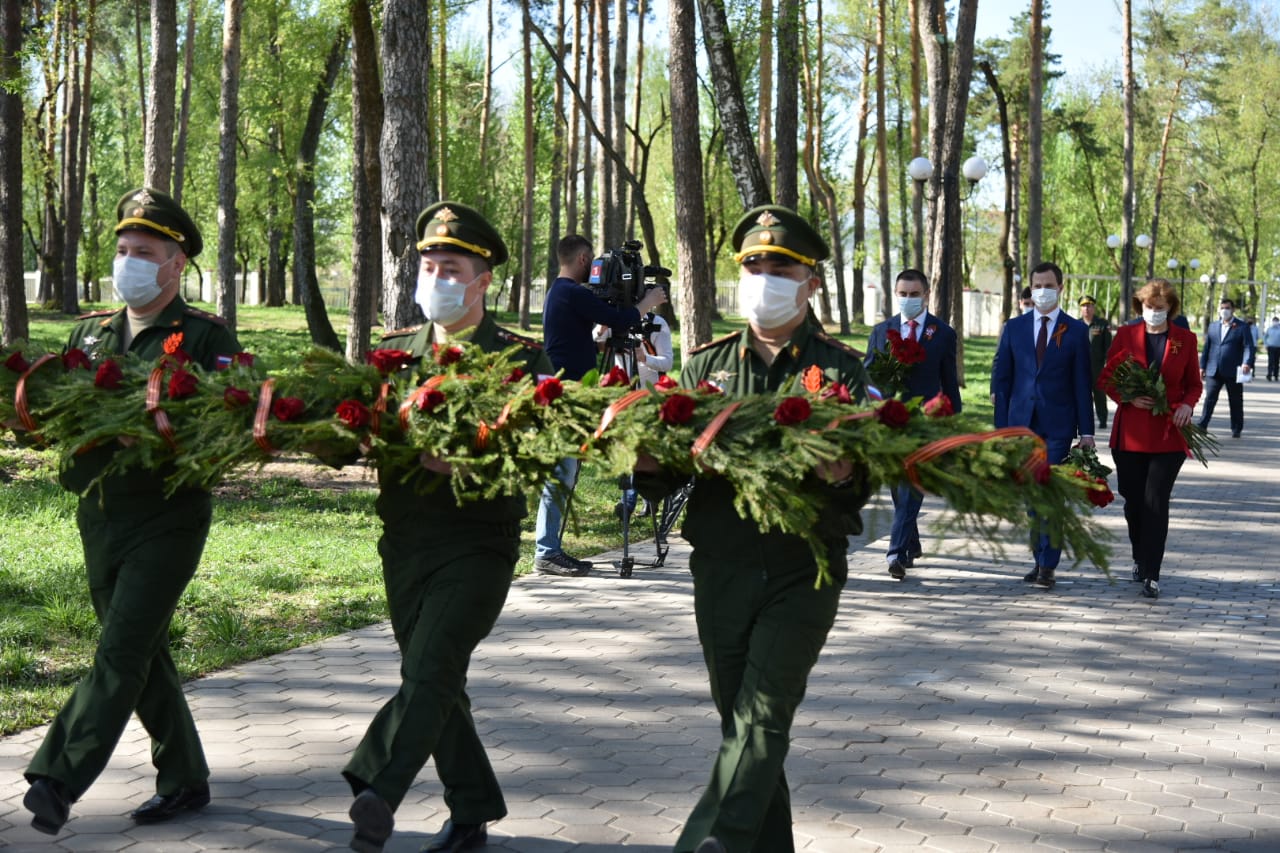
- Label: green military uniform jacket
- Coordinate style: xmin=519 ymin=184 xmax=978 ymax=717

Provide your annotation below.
xmin=61 ymin=297 xmax=241 ymax=498
xmin=374 ymin=312 xmax=553 ymax=527
xmin=671 ymin=320 xmax=873 ymax=582
xmin=1087 ymin=316 xmax=1112 ymax=375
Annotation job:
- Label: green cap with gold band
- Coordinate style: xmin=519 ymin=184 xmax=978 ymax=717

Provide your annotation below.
xmin=415 ymin=201 xmax=509 ymax=268
xmin=1078 ymin=294 xmax=1097 ymax=306
xmin=115 ymin=187 xmax=203 ymax=258
xmin=731 ymin=204 xmax=829 ymax=268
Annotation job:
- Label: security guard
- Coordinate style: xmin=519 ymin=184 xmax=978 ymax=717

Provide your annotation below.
xmin=1078 ymin=294 xmax=1113 ymax=428
xmin=343 ymin=203 xmax=553 ymax=853
xmin=640 ymin=206 xmax=872 ymax=853
xmin=24 ymin=188 xmax=240 ymax=834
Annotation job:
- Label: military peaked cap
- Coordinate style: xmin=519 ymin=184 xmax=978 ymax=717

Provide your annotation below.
xmin=1078 ymin=294 xmax=1097 ymax=306
xmin=114 ymin=187 xmax=203 ymax=258
xmin=732 ymin=204 xmax=830 ymax=267
xmin=415 ymin=202 xmax=509 ymax=268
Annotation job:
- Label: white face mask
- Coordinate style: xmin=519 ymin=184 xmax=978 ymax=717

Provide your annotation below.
xmin=738 ymin=272 xmax=804 ymax=329
xmin=896 ymin=295 xmax=924 ymax=320
xmin=113 ymin=254 xmax=173 ymax=308
xmin=1220 ymin=308 xmax=1233 ymax=321
xmin=1143 ymin=307 xmax=1168 ymax=327
xmin=1021 ymin=304 xmax=1034 ymax=315
xmin=416 ymin=271 xmax=478 ymax=326
xmin=1031 ymin=287 xmax=1059 ymax=311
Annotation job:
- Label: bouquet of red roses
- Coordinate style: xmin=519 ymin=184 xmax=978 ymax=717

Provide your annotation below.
xmin=1104 ymin=356 xmax=1218 ymax=465
xmin=865 ymin=328 xmax=926 ymax=399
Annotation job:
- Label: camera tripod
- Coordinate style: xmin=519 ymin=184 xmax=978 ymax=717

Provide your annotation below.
xmin=612 ymin=476 xmax=694 ymax=577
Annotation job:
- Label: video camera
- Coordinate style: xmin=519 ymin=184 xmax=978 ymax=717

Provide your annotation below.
xmin=588 ymin=240 xmax=671 ymax=312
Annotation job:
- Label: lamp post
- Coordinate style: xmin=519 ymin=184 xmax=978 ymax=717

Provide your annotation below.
xmin=1107 ymin=233 xmax=1150 ymax=320
xmin=906 ymin=154 xmax=988 ymax=323
xmin=1167 ymin=258 xmax=1183 ymax=308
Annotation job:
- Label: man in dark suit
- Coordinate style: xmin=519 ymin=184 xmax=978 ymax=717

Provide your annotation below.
xmin=1197 ymin=297 xmax=1255 ymax=438
xmin=991 ymin=261 xmax=1095 ymax=589
xmin=865 ymin=269 xmax=961 ymax=580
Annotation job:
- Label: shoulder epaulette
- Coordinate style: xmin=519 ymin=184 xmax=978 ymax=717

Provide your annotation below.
xmin=496 ymin=328 xmax=544 ymax=350
xmin=814 ymin=330 xmax=865 ymax=359
xmin=76 ymin=308 xmax=118 ymax=320
xmin=689 ymin=331 xmax=741 ymax=355
xmin=380 ymin=325 xmax=423 ymax=339
xmin=183 ymin=306 xmax=229 ymax=326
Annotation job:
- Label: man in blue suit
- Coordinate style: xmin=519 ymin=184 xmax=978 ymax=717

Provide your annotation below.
xmin=865 ymin=269 xmax=961 ymax=580
xmin=1197 ymin=297 xmax=1255 ymax=438
xmin=991 ymin=261 xmax=1095 ymax=589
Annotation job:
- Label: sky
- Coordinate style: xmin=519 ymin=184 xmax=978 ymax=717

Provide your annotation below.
xmin=974 ymin=0 xmax=1125 ymax=80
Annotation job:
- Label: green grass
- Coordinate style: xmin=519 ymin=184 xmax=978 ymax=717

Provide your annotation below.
xmin=1 ymin=302 xmax=1000 ymax=735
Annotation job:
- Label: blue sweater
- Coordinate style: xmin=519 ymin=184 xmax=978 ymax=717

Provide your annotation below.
xmin=542 ymin=277 xmax=642 ymax=380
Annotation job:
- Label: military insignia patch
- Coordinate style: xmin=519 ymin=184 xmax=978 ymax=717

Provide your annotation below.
xmin=756 ymin=211 xmax=780 ymax=228
xmin=710 ymin=369 xmax=735 ymax=384
xmin=436 ymin=207 xmax=458 ymax=222
xmin=82 ymin=335 xmax=99 ymax=347
xmin=134 ymin=189 xmax=154 ymax=205
xmin=802 ymin=364 xmax=825 ymax=392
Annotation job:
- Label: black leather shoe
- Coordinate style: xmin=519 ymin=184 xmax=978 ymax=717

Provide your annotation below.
xmin=1232 ymin=431 xmax=1242 ymax=438
xmin=1022 ymin=566 xmax=1040 ymax=583
xmin=423 ymin=819 xmax=487 ymax=852
xmin=1131 ymin=563 xmax=1142 ymax=583
xmin=1142 ymin=580 xmax=1160 ymax=599
xmin=24 ymin=777 xmax=71 ymax=835
xmin=130 ymin=783 xmax=210 ymax=824
xmin=887 ymin=559 xmax=907 ymax=580
xmin=349 ymin=788 xmax=394 ymax=853
xmin=1035 ymin=567 xmax=1056 ymax=589
xmin=695 ymin=838 xmax=728 ymax=853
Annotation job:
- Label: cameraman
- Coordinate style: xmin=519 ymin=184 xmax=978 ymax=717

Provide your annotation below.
xmin=534 ymin=235 xmax=668 ymax=576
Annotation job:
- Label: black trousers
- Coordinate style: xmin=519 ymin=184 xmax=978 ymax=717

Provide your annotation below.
xmin=1197 ymin=372 xmax=1243 ymax=435
xmin=1112 ymin=449 xmax=1185 ymax=581
xmin=1267 ymin=346 xmax=1279 ymax=380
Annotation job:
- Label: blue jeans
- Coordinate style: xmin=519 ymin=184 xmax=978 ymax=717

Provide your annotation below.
xmin=534 ymin=458 xmax=579 ymax=558
xmin=887 ymin=481 xmax=924 ymax=562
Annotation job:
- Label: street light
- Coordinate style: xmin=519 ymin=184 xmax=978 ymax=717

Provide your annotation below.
xmin=905 ymin=154 xmax=989 ymax=320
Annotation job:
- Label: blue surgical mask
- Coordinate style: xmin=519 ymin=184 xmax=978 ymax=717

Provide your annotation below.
xmin=737 ymin=273 xmax=804 ymax=328
xmin=113 ymin=254 xmax=173 ymax=308
xmin=1142 ymin=308 xmax=1168 ymax=327
xmin=896 ymin=296 xmax=924 ymax=320
xmin=1031 ymin=287 xmax=1059 ymax=311
xmin=416 ymin=271 xmax=478 ymax=326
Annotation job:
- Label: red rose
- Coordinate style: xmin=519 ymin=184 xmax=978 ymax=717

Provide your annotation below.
xmin=94 ymin=359 xmax=124 ymax=389
xmin=4 ymin=351 xmax=30 ymax=373
xmin=600 ymin=366 xmax=631 ymax=388
xmin=659 ymin=393 xmax=696 ymax=424
xmin=892 ymin=337 xmax=927 ymax=365
xmin=272 ymin=397 xmax=306 ymax=421
xmin=336 ymin=399 xmax=372 ymax=429
xmin=1078 ymin=473 xmax=1115 ymax=507
xmin=503 ymin=367 xmax=526 ymax=385
xmin=773 ymin=396 xmax=812 ymax=426
xmin=695 ymin=380 xmax=723 ymax=395
xmin=161 ymin=349 xmax=192 ymax=367
xmin=417 ymin=389 xmax=446 ymax=413
xmin=62 ymin=348 xmax=92 ymax=371
xmin=367 ymin=349 xmax=416 ymax=375
xmin=885 ymin=328 xmax=902 ymax=345
xmin=655 ymin=375 xmax=679 ymax=392
xmin=534 ymin=377 xmax=563 ymax=406
xmin=232 ymin=352 xmax=255 ymax=367
xmin=1034 ymin=460 xmax=1052 ymax=485
xmin=922 ymin=392 xmax=953 ymax=418
xmin=433 ymin=344 xmax=464 ymax=366
xmin=223 ymin=387 xmax=252 ymax=408
xmin=167 ymin=369 xmax=199 ymax=400
xmin=876 ymin=399 xmax=911 ymax=428
xmin=820 ymin=382 xmax=852 ymax=404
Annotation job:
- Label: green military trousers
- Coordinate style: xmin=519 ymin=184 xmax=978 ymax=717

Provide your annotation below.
xmin=26 ymin=493 xmax=212 ymax=801
xmin=674 ymin=554 xmax=842 ymax=853
xmin=342 ymin=520 xmax=516 ymax=822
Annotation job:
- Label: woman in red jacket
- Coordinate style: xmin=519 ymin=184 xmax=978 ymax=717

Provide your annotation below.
xmin=1097 ymin=279 xmax=1202 ymax=599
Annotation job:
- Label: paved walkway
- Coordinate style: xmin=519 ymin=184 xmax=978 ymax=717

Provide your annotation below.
xmin=3 ymin=375 xmax=1279 ymax=852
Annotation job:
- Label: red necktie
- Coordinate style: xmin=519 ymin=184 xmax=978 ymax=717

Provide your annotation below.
xmin=1036 ymin=316 xmax=1049 ymax=366
xmin=908 ymin=319 xmax=919 ymax=341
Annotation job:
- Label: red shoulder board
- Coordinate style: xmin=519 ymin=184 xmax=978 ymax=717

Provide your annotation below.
xmin=689 ymin=331 xmax=741 ymax=355
xmin=183 ymin=306 xmax=229 ymax=326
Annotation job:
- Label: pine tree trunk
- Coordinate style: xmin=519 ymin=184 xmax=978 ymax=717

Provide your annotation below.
xmin=144 ymin=0 xmax=177 ymax=192
xmin=852 ymin=38 xmax=872 ymax=329
xmin=874 ymin=0 xmax=891 ymax=318
xmin=757 ymin=0 xmax=773 ymax=199
xmin=611 ymin=0 xmax=628 ymax=237
xmin=1027 ymin=0 xmax=1043 ymax=265
xmin=348 ymin=0 xmax=382 ymax=361
xmin=978 ymin=60 xmax=1016 ymax=320
xmin=545 ymin=0 xmax=566 ymax=287
xmin=774 ymin=0 xmax=799 ymax=209
xmin=216 ymin=0 xmax=242 ymax=330
xmin=520 ymin=1 xmax=536 ymax=329
xmin=0 ymin=0 xmax=27 ymax=343
xmin=60 ymin=0 xmax=85 ymax=316
xmin=172 ymin=0 xmax=195 ymax=204
xmin=698 ymin=0 xmax=770 ymax=207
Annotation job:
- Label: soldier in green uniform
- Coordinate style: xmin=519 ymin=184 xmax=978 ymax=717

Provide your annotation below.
xmin=343 ymin=202 xmax=553 ymax=853
xmin=638 ymin=206 xmax=873 ymax=853
xmin=1078 ymin=294 xmax=1113 ymax=428
xmin=23 ymin=188 xmax=240 ymax=835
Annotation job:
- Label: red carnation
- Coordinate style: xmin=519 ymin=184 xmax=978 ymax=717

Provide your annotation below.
xmin=367 ymin=349 xmax=417 ymax=375
xmin=272 ymin=397 xmax=306 ymax=421
xmin=659 ymin=393 xmax=696 ymax=424
xmin=655 ymin=375 xmax=679 ymax=392
xmin=168 ymin=369 xmax=199 ymax=400
xmin=600 ymin=366 xmax=631 ymax=388
xmin=695 ymin=380 xmax=724 ymax=395
xmin=62 ymin=348 xmax=92 ymax=371
xmin=232 ymin=352 xmax=255 ymax=367
xmin=223 ymin=387 xmax=252 ymax=408
xmin=94 ymin=359 xmax=124 ymax=390
xmin=820 ymin=382 xmax=852 ymax=404
xmin=773 ymin=396 xmax=812 ymax=426
xmin=534 ymin=377 xmax=564 ymax=406
xmin=503 ymin=367 xmax=526 ymax=385
xmin=418 ymin=389 xmax=447 ymax=413
xmin=336 ymin=399 xmax=372 ymax=430
xmin=922 ymin=392 xmax=953 ymax=418
xmin=433 ymin=344 xmax=465 ymax=366
xmin=4 ymin=351 xmax=30 ymax=373
xmin=876 ymin=399 xmax=911 ymax=428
